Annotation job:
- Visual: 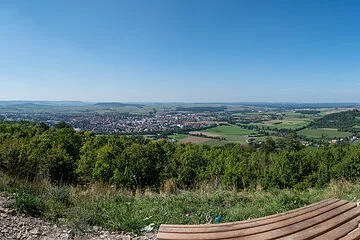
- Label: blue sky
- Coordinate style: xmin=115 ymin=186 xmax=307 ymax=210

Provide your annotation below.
xmin=1 ymin=0 xmax=360 ymax=102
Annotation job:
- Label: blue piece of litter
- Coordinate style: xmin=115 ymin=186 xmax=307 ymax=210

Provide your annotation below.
xmin=215 ymin=216 xmax=222 ymax=223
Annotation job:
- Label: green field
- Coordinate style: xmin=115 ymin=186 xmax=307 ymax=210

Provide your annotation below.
xmin=297 ymin=128 xmax=352 ymax=139
xmin=202 ymin=125 xmax=256 ymax=136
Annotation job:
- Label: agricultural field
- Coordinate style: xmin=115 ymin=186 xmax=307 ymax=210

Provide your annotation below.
xmin=201 ymin=125 xmax=258 ymax=142
xmin=255 ymin=119 xmax=310 ymax=130
xmin=297 ymin=128 xmax=352 ymax=139
xmin=253 ymin=112 xmax=313 ymax=130
xmin=168 ymin=125 xmax=258 ymax=145
xmin=179 ymin=136 xmax=214 ymax=144
xmin=202 ymin=125 xmax=256 ymax=136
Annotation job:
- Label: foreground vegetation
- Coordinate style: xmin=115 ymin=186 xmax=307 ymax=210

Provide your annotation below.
xmin=1 ymin=174 xmax=360 ymax=234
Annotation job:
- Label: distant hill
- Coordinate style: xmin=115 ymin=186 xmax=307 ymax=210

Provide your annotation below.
xmin=0 ymin=101 xmax=90 ymax=107
xmin=235 ymin=102 xmax=360 ymax=109
xmin=309 ymin=109 xmax=360 ymax=131
xmin=94 ymin=102 xmax=143 ymax=107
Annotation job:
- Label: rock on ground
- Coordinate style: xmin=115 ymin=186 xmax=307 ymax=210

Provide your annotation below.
xmin=0 ymin=195 xmax=156 ymax=240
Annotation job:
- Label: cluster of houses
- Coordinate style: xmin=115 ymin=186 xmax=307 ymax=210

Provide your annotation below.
xmin=330 ymin=136 xmax=358 ymax=144
xmin=69 ymin=113 xmax=215 ymax=134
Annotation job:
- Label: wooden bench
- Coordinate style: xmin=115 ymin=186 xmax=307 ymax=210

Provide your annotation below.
xmin=157 ymin=199 xmax=360 ymax=240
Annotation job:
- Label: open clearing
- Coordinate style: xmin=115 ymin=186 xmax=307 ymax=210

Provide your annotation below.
xmin=297 ymin=128 xmax=352 ymax=139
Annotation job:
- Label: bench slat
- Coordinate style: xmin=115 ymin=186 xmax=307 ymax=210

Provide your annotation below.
xmin=312 ymin=214 xmax=360 ymax=240
xmin=339 ymin=226 xmax=360 ymax=240
xmin=277 ymin=206 xmax=360 ymax=240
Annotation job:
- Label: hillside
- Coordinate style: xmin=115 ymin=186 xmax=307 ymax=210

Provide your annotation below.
xmin=309 ymin=109 xmax=360 ymax=132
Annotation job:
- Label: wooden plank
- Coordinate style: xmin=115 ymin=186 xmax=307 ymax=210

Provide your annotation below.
xmin=157 ymin=200 xmax=353 ymax=240
xmin=339 ymin=226 xmax=360 ymax=240
xmin=159 ymin=199 xmax=342 ymax=234
xmin=277 ymin=206 xmax=360 ymax=240
xmin=312 ymin=214 xmax=360 ymax=240
xmin=160 ymin=199 xmax=335 ymax=229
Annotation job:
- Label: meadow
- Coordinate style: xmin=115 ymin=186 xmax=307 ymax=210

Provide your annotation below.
xmin=297 ymin=128 xmax=352 ymax=139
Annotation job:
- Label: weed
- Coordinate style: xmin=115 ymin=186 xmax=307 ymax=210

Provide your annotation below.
xmin=50 ymin=185 xmax=71 ymax=206
xmin=12 ymin=190 xmax=45 ymax=217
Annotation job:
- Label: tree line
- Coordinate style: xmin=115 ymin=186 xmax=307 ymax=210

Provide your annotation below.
xmin=0 ymin=121 xmax=360 ymax=192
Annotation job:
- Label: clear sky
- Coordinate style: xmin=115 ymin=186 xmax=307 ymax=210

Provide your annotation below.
xmin=1 ymin=0 xmax=360 ymax=102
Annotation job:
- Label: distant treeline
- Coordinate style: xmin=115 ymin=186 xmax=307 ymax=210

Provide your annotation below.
xmin=295 ymin=110 xmax=320 ymax=114
xmin=0 ymin=121 xmax=360 ymax=192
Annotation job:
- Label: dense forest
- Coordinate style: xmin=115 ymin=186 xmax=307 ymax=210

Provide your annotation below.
xmin=1 ymin=121 xmax=360 ymax=192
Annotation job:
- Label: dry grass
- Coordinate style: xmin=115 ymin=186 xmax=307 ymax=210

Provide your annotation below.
xmin=180 ymin=136 xmax=210 ymax=144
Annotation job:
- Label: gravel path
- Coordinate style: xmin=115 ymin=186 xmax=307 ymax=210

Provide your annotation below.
xmin=0 ymin=195 xmax=156 ymax=240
